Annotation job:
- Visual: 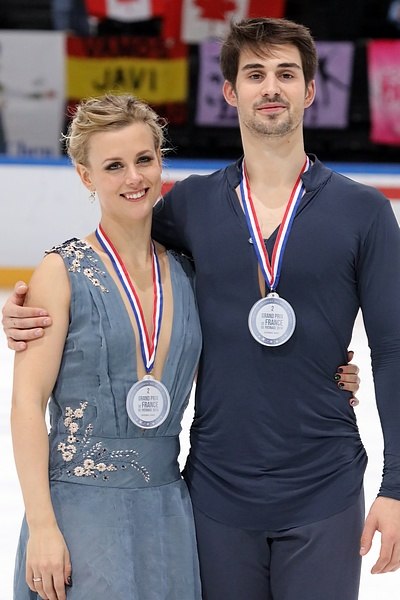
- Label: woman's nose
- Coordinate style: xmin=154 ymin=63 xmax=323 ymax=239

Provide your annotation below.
xmin=125 ymin=165 xmax=143 ymax=184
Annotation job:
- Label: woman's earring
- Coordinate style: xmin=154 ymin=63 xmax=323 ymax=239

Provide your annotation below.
xmin=89 ymin=190 xmax=96 ymax=203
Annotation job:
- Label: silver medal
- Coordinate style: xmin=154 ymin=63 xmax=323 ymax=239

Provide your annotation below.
xmin=248 ymin=292 xmax=296 ymax=346
xmin=126 ymin=375 xmax=171 ymax=429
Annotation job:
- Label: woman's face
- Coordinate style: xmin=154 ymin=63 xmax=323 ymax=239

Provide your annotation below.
xmin=78 ymin=121 xmax=162 ymax=224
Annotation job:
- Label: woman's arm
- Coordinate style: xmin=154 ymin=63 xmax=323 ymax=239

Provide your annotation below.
xmin=11 ymin=254 xmax=71 ymax=600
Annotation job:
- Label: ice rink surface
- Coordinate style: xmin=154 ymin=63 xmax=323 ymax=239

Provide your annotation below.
xmin=1 ymin=289 xmax=399 ymax=600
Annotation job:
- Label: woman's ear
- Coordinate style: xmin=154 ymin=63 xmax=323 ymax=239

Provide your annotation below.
xmin=76 ymin=164 xmax=93 ymax=191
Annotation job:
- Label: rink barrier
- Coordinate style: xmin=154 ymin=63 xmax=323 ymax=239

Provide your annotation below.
xmin=1 ymin=158 xmax=400 ymax=287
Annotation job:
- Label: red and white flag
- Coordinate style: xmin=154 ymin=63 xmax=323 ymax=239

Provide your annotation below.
xmin=85 ymin=0 xmax=164 ymax=22
xmin=164 ymin=0 xmax=286 ymax=43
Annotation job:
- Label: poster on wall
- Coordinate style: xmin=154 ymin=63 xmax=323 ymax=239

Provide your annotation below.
xmin=303 ymin=42 xmax=354 ymax=129
xmin=67 ymin=36 xmax=188 ymax=125
xmin=368 ymin=40 xmax=400 ymax=146
xmin=0 ymin=31 xmax=65 ymax=157
xmin=196 ymin=40 xmax=238 ymax=126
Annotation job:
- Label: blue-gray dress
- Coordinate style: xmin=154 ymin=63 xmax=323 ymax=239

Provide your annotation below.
xmin=13 ymin=239 xmax=202 ymax=600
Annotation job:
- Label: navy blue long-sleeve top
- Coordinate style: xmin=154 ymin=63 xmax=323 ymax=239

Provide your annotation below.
xmin=152 ymin=156 xmax=400 ymax=530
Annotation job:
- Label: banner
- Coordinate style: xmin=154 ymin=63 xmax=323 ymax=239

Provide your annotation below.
xmin=67 ymin=36 xmax=188 ymax=125
xmin=0 ymin=31 xmax=65 ymax=156
xmin=85 ymin=0 xmax=164 ymax=22
xmin=304 ymin=42 xmax=354 ymax=129
xmin=368 ymin=40 xmax=400 ymax=146
xmin=196 ymin=40 xmax=238 ymax=126
xmin=164 ymin=0 xmax=286 ymax=43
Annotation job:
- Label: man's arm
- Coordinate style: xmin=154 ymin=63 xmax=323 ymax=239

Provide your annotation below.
xmin=1 ymin=281 xmax=52 ymax=350
xmin=2 ymin=282 xmax=361 ymax=406
xmin=356 ymin=199 xmax=400 ymax=573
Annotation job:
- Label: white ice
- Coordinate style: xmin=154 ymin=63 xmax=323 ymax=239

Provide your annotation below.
xmin=1 ymin=290 xmax=399 ymax=600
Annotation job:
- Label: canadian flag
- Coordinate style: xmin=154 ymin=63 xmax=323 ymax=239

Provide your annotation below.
xmin=163 ymin=0 xmax=286 ymax=43
xmin=85 ymin=0 xmax=164 ymax=22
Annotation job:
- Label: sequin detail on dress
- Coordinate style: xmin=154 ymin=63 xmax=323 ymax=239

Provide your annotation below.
xmin=46 ymin=238 xmax=109 ymax=293
xmin=58 ymin=402 xmax=150 ymax=483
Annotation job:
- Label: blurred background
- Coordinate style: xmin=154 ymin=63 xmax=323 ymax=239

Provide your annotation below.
xmin=0 ymin=0 xmax=400 ymax=162
xmin=0 ymin=0 xmax=399 ymax=285
xmin=1 ymin=2 xmax=400 ymax=599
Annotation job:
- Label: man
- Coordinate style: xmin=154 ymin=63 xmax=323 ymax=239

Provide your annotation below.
xmin=3 ymin=18 xmax=399 ymax=600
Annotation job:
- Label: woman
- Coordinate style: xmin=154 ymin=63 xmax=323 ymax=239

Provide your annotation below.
xmin=11 ymin=94 xmax=202 ymax=600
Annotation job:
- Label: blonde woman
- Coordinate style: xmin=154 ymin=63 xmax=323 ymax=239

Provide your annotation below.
xmin=11 ymin=94 xmax=202 ymax=600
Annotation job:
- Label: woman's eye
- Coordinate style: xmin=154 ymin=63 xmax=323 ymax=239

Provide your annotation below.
xmin=106 ymin=162 xmax=122 ymax=171
xmin=138 ymin=155 xmax=152 ymax=163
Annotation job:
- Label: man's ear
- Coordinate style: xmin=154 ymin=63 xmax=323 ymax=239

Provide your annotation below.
xmin=223 ymin=80 xmax=238 ymax=108
xmin=304 ymin=80 xmax=316 ymax=108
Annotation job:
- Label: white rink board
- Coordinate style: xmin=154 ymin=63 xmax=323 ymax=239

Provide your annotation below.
xmin=0 ymin=159 xmax=399 ymax=270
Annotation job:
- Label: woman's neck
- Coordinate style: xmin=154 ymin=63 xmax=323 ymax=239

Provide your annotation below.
xmin=87 ymin=217 xmax=154 ymax=269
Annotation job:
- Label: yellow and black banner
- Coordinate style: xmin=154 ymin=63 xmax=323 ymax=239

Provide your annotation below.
xmin=67 ymin=36 xmax=189 ymax=125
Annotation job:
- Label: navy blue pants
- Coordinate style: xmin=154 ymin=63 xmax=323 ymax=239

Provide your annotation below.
xmin=193 ymin=491 xmax=364 ymax=600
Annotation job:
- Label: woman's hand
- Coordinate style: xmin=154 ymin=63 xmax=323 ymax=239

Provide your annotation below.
xmin=336 ymin=350 xmax=360 ymax=407
xmin=26 ymin=525 xmax=72 ymax=600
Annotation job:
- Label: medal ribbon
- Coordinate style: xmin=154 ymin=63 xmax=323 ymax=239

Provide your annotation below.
xmin=95 ymin=224 xmax=163 ymax=373
xmin=240 ymin=156 xmax=309 ymax=291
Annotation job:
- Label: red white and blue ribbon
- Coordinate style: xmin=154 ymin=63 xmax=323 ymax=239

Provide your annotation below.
xmin=95 ymin=224 xmax=163 ymax=373
xmin=239 ymin=156 xmax=310 ymax=291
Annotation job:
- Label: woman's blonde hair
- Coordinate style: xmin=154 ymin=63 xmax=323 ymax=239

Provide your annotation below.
xmin=64 ymin=94 xmax=167 ymax=166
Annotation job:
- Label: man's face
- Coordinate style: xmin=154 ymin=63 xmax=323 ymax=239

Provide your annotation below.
xmin=223 ymin=44 xmax=315 ymax=139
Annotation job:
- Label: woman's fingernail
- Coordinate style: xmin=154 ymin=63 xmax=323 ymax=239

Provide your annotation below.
xmin=338 ymin=367 xmax=343 ymax=373
xmin=338 ymin=382 xmax=345 ymax=388
xmin=334 ymin=374 xmax=341 ymax=381
xmin=66 ymin=576 xmax=72 ymax=587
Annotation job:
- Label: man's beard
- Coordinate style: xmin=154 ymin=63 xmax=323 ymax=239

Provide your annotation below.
xmin=243 ymin=112 xmax=296 ymax=138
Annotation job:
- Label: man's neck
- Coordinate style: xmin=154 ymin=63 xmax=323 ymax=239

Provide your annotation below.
xmin=237 ymin=134 xmax=309 ymax=238
xmin=241 ymin=130 xmax=307 ymax=188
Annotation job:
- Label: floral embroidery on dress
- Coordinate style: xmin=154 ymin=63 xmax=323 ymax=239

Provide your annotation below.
xmin=46 ymin=238 xmax=109 ymax=293
xmin=57 ymin=402 xmax=150 ymax=483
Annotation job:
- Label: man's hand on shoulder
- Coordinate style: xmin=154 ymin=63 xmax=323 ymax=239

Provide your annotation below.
xmin=1 ymin=281 xmax=52 ymax=351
